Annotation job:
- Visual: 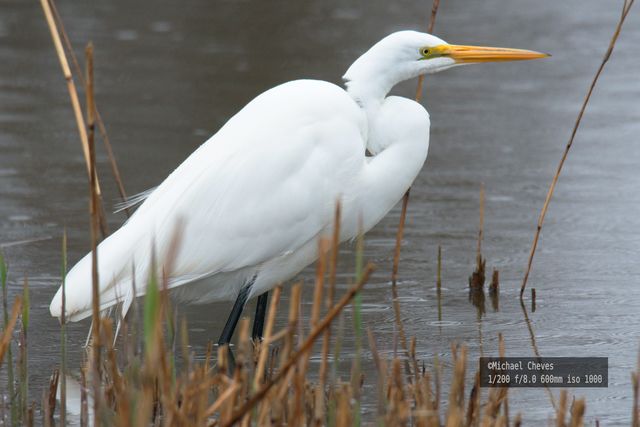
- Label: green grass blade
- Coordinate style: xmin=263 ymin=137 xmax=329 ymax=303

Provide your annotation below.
xmin=0 ymin=252 xmax=17 ymax=425
xmin=143 ymin=267 xmax=159 ymax=355
xmin=60 ymin=230 xmax=68 ymax=426
xmin=20 ymin=276 xmax=30 ymax=422
xmin=351 ymin=232 xmax=364 ymax=427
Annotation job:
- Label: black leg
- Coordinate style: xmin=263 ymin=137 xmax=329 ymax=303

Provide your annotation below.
xmin=217 ymin=289 xmax=246 ymax=374
xmin=217 ymin=277 xmax=256 ymax=374
xmin=217 ymin=286 xmax=250 ymax=346
xmin=251 ymin=291 xmax=269 ymax=340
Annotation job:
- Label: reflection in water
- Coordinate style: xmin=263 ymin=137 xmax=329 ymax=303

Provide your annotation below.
xmin=468 ymin=287 xmax=486 ymax=317
xmin=519 ymin=298 xmax=557 ymax=410
xmin=531 ymin=287 xmax=537 ymax=313
xmin=489 ymin=269 xmax=500 ymax=312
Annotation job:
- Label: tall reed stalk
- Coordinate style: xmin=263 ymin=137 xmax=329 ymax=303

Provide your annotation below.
xmin=48 ymin=0 xmax=130 ymax=215
xmin=86 ymin=41 xmax=104 ymax=426
xmin=19 ymin=277 xmax=30 ymax=423
xmin=520 ymin=0 xmax=636 ymax=299
xmin=0 ymin=252 xmax=17 ymax=425
xmin=390 ymin=0 xmax=442 ymax=375
xmin=60 ymin=230 xmax=67 ymax=426
xmin=39 ymin=0 xmax=109 ymax=236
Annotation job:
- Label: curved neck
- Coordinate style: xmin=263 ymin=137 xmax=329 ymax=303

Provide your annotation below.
xmin=344 ymin=97 xmax=430 ymax=236
xmin=358 ymin=135 xmax=428 ymax=234
xmin=345 ymin=77 xmax=392 ymax=111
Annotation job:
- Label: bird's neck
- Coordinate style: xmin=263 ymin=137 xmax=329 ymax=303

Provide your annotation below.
xmin=343 ymin=51 xmax=421 ymax=120
xmin=343 ymin=96 xmax=430 ymax=237
xmin=344 ymin=77 xmax=392 ymax=121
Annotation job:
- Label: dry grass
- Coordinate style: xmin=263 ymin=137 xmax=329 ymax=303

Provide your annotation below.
xmin=11 ymin=226 xmax=629 ymax=426
xmin=1 ymin=219 xmax=620 ymax=426
xmin=9 ymin=278 xmax=567 ymax=426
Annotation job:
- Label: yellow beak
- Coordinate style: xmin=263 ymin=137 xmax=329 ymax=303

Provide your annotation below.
xmin=432 ymin=44 xmax=550 ymax=63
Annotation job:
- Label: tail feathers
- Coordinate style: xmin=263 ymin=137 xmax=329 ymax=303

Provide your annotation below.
xmin=50 ymin=224 xmax=147 ymax=322
xmin=50 ymin=274 xmax=138 ymax=322
xmin=113 ymin=187 xmax=156 ymax=214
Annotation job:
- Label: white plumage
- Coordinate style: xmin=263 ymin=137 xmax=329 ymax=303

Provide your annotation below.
xmin=50 ymin=31 xmax=547 ymax=322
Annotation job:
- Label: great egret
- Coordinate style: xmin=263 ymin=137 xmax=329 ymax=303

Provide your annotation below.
xmin=50 ymin=31 xmax=547 ymax=344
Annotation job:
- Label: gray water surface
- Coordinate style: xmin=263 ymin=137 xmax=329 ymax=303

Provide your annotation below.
xmin=1 ymin=0 xmax=640 ymax=425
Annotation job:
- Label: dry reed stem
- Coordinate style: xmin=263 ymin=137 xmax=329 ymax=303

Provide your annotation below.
xmin=310 ymin=239 xmax=329 ymax=329
xmin=556 ymin=390 xmax=568 ymax=427
xmin=223 ymin=264 xmax=375 ymax=427
xmin=367 ymin=328 xmax=388 ymax=421
xmin=498 ymin=333 xmax=509 ymax=425
xmin=392 ymin=189 xmax=410 ymax=288
xmin=391 ymin=190 xmax=412 ymax=371
xmin=465 ymin=372 xmax=480 ymax=426
xmin=205 ymin=384 xmax=240 ymax=418
xmin=319 ymin=202 xmax=341 ymax=391
xmin=414 ymin=0 xmax=441 ymax=102
xmin=48 ymin=0 xmax=130 ymax=214
xmin=519 ymin=298 xmax=556 ymax=410
xmin=531 ymin=288 xmax=536 ymax=312
xmin=490 ymin=269 xmax=499 ymax=294
xmin=86 ymin=42 xmax=103 ymax=427
xmin=437 ymin=245 xmax=442 ymax=289
xmin=39 ymin=0 xmax=109 ymax=235
xmin=569 ymin=398 xmax=585 ymax=427
xmin=80 ymin=367 xmax=88 ymax=426
xmin=45 ymin=369 xmax=59 ymax=427
xmin=390 ymin=0 xmax=443 ymax=376
xmin=520 ymin=0 xmax=636 ymax=299
xmin=272 ymin=283 xmax=302 ymax=423
xmin=469 ymin=185 xmax=486 ymax=290
xmin=301 ymin=238 xmax=329 ymax=380
xmin=299 ymin=239 xmax=329 ymax=421
xmin=477 ymin=184 xmax=484 ymax=261
xmin=0 ymin=296 xmax=22 ymax=368
xmin=60 ymin=230 xmax=67 ymax=427
xmin=437 ymin=246 xmax=443 ymax=322
xmin=633 ymin=349 xmax=639 ymax=427
xmin=446 ymin=344 xmax=467 ymax=422
xmin=253 ymin=286 xmax=282 ymax=391
xmin=235 ymin=319 xmax=252 ymax=427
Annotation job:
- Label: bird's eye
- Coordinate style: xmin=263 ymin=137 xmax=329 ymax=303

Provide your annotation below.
xmin=421 ymin=48 xmax=430 ymax=56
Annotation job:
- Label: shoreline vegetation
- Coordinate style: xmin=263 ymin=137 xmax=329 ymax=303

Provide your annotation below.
xmin=0 ymin=0 xmax=638 ymax=425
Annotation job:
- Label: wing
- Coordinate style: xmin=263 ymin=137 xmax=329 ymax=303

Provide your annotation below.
xmin=51 ymin=79 xmax=367 ymax=321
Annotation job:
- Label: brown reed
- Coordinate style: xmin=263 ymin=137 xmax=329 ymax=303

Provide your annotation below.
xmin=469 ymin=184 xmax=486 ymax=291
xmin=391 ymin=189 xmax=412 ymax=366
xmin=48 ymin=0 xmax=131 ymax=215
xmin=38 ymin=0 xmax=109 ymax=235
xmin=1 ymin=236 xmax=612 ymax=427
xmin=0 ymin=297 xmax=22 ymax=368
xmin=633 ymin=350 xmax=639 ymax=427
xmin=86 ymin=41 xmax=104 ymax=427
xmin=414 ymin=0 xmax=442 ymax=102
xmin=319 ymin=202 xmax=341 ymax=394
xmin=390 ymin=0 xmax=443 ymax=372
xmin=520 ymin=0 xmax=636 ymax=299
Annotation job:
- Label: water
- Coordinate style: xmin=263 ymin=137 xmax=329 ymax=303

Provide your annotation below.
xmin=1 ymin=0 xmax=640 ymax=424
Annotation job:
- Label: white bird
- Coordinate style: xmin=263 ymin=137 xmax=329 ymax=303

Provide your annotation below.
xmin=50 ymin=31 xmax=547 ymax=342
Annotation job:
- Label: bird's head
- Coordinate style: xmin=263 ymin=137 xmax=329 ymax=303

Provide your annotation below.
xmin=344 ymin=30 xmax=549 ymax=101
